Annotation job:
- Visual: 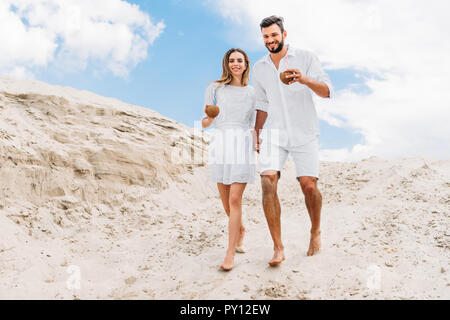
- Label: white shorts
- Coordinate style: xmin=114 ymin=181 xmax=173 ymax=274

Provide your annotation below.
xmin=258 ymin=137 xmax=319 ymax=179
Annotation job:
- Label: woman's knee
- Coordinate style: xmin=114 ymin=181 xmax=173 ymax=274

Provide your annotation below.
xmin=229 ymin=193 xmax=242 ymax=208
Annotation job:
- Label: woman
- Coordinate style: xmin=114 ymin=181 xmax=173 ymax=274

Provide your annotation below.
xmin=202 ymin=48 xmax=256 ymax=271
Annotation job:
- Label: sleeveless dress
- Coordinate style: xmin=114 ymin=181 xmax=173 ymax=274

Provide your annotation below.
xmin=204 ymin=83 xmax=256 ymax=185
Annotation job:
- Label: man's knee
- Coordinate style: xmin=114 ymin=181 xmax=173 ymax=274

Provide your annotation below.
xmin=299 ymin=177 xmax=319 ymax=196
xmin=261 ymin=169 xmax=280 ymax=179
xmin=261 ymin=173 xmax=278 ymax=196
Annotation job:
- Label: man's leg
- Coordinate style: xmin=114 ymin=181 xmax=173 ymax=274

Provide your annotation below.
xmin=291 ymin=138 xmax=322 ymax=256
xmin=299 ymin=177 xmax=322 ymax=232
xmin=298 ymin=176 xmax=322 ymax=256
xmin=258 ymin=133 xmax=288 ymax=265
xmin=261 ymin=171 xmax=285 ymax=265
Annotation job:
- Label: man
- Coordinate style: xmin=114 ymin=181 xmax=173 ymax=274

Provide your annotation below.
xmin=252 ymin=16 xmax=333 ymax=266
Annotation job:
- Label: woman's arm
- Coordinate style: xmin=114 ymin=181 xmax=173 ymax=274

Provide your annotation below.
xmin=202 ymin=83 xmax=218 ymax=128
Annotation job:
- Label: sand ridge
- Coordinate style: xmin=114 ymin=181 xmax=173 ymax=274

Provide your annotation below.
xmin=0 ymin=76 xmax=448 ymax=299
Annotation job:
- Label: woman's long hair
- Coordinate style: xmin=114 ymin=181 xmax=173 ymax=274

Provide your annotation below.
xmin=215 ymin=48 xmax=250 ymax=88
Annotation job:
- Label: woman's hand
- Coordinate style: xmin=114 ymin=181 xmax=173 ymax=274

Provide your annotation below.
xmin=201 ymin=115 xmax=214 ymax=128
xmin=201 ymin=105 xmax=215 ymax=128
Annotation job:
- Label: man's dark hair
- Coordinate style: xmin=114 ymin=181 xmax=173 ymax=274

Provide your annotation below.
xmin=260 ymin=15 xmax=284 ymax=33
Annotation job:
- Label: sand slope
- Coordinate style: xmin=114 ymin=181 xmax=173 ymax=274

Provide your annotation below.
xmin=0 ymin=76 xmax=448 ymax=299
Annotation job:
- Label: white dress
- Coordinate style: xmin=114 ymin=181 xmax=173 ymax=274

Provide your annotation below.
xmin=204 ymin=83 xmax=256 ymax=185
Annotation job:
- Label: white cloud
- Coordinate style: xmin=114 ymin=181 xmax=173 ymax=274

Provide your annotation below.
xmin=7 ymin=66 xmax=36 ymax=80
xmin=207 ymin=0 xmax=450 ymax=160
xmin=0 ymin=0 xmax=165 ymax=79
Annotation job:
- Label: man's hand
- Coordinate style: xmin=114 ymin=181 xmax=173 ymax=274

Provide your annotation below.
xmin=251 ymin=130 xmax=260 ymax=153
xmin=254 ymin=110 xmax=268 ymax=153
xmin=284 ymin=69 xmax=330 ymax=98
xmin=285 ymin=68 xmax=308 ymax=85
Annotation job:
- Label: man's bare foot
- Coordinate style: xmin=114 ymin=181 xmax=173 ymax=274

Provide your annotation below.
xmin=268 ymin=249 xmax=285 ymax=266
xmin=307 ymin=230 xmax=321 ymax=256
xmin=220 ymin=250 xmax=235 ymax=271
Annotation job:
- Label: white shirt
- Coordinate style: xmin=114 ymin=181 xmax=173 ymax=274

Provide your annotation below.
xmin=204 ymin=83 xmax=256 ymax=130
xmin=252 ymin=45 xmax=333 ymax=147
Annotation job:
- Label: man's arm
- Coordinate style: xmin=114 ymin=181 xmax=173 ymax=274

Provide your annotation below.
xmin=252 ymin=65 xmax=270 ymax=152
xmin=304 ymin=77 xmax=330 ymax=98
xmin=285 ymin=69 xmax=330 ymax=98
xmin=253 ymin=110 xmax=268 ymax=153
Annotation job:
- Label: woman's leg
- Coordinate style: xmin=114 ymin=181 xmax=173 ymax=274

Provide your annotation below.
xmin=221 ymin=182 xmax=247 ymax=270
xmin=217 ymin=183 xmax=231 ymax=217
xmin=217 ymin=183 xmax=245 ymax=249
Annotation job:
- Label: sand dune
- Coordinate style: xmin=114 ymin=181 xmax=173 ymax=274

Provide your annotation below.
xmin=0 ymin=76 xmax=448 ymax=299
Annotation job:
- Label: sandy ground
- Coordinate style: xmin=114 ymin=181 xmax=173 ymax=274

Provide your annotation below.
xmin=0 ymin=76 xmax=449 ymax=299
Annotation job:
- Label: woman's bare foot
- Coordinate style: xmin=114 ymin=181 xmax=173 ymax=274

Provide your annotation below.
xmin=220 ymin=250 xmax=235 ymax=271
xmin=235 ymin=226 xmax=246 ymax=253
xmin=235 ymin=246 xmax=245 ymax=253
xmin=268 ymin=249 xmax=285 ymax=266
xmin=307 ymin=230 xmax=321 ymax=256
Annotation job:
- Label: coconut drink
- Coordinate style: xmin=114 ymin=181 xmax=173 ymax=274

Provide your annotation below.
xmin=280 ymin=70 xmax=294 ymax=85
xmin=279 ymin=52 xmax=294 ymax=85
xmin=205 ymin=105 xmax=220 ymax=118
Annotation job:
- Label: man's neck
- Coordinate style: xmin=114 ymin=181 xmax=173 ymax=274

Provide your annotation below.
xmin=270 ymin=45 xmax=288 ymax=68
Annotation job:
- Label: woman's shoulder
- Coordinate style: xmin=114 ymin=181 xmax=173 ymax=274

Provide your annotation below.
xmin=206 ymin=82 xmax=220 ymax=90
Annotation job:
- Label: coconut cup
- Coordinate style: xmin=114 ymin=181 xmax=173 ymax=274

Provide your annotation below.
xmin=205 ymin=105 xmax=220 ymax=118
xmin=280 ymin=70 xmax=295 ymax=85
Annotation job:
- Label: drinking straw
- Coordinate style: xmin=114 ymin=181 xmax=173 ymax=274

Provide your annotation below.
xmin=286 ymin=51 xmax=289 ymax=70
xmin=213 ymin=86 xmax=217 ymax=105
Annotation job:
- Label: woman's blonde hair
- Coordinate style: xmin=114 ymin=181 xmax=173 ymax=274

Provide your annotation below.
xmin=215 ymin=48 xmax=250 ymax=88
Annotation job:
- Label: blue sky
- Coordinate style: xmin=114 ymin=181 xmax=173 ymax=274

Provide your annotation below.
xmin=29 ymin=0 xmax=365 ymax=151
xmin=3 ymin=0 xmax=447 ymax=160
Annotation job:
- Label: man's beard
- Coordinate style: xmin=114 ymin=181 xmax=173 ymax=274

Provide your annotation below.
xmin=266 ymin=38 xmax=284 ymax=53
